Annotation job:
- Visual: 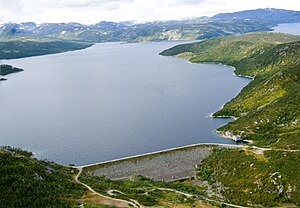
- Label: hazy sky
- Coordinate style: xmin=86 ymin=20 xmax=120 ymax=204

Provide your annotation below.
xmin=1 ymin=0 xmax=300 ymax=24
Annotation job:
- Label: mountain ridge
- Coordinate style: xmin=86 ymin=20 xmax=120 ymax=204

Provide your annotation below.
xmin=212 ymin=8 xmax=300 ymax=24
xmin=2 ymin=8 xmax=300 ymax=44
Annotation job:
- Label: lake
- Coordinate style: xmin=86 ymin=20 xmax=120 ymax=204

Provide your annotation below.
xmin=1 ymin=41 xmax=250 ymax=165
xmin=272 ymin=23 xmax=300 ymax=35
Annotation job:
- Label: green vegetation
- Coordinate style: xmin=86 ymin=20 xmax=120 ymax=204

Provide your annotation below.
xmin=161 ymin=31 xmax=300 ymax=207
xmin=4 ymin=9 xmax=300 ymax=45
xmin=0 ymin=38 xmax=92 ymax=77
xmin=79 ymin=173 xmax=204 ymax=207
xmin=0 ymin=19 xmax=272 ymax=60
xmin=1 ymin=19 xmax=273 ymax=44
xmin=0 ymin=64 xmax=23 ymax=76
xmin=0 ymin=37 xmax=93 ymax=59
xmin=197 ymin=148 xmax=300 ymax=206
xmin=0 ymin=146 xmax=214 ymax=207
xmin=0 ymin=146 xmax=83 ymax=207
xmin=161 ymin=32 xmax=300 ymax=149
xmin=2 ymin=18 xmax=300 ymax=207
xmin=0 ymin=146 xmax=117 ymax=208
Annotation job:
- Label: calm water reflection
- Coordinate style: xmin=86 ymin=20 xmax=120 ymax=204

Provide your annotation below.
xmin=272 ymin=23 xmax=300 ymax=35
xmin=1 ymin=41 xmax=250 ymax=165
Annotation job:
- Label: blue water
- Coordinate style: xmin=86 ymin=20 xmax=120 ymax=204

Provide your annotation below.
xmin=1 ymin=41 xmax=250 ymax=165
xmin=272 ymin=23 xmax=300 ymax=35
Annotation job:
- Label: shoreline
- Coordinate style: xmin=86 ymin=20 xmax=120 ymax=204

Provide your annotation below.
xmin=1 ymin=43 xmax=94 ymax=62
xmin=185 ymin=60 xmax=252 ymax=142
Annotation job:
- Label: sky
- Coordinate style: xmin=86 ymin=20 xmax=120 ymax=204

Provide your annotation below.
xmin=1 ymin=0 xmax=300 ymax=24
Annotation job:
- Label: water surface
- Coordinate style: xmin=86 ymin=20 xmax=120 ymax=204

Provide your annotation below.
xmin=1 ymin=41 xmax=250 ymax=165
xmin=272 ymin=23 xmax=300 ymax=35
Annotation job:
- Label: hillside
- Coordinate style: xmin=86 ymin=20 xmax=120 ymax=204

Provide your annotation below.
xmin=160 ymin=32 xmax=300 ymax=207
xmin=197 ymin=148 xmax=300 ymax=206
xmin=160 ymin=32 xmax=300 ymax=149
xmin=1 ymin=8 xmax=299 ymax=60
xmin=2 ymin=31 xmax=300 ymax=207
xmin=2 ymin=145 xmax=299 ymax=207
xmin=0 ymin=19 xmax=271 ymax=43
xmin=0 ymin=38 xmax=93 ymax=59
xmin=0 ymin=19 xmax=270 ymax=60
xmin=0 ymin=146 xmax=94 ymax=208
xmin=0 ymin=146 xmax=215 ymax=208
xmin=212 ymin=8 xmax=300 ymax=24
xmin=2 ymin=9 xmax=300 ymax=45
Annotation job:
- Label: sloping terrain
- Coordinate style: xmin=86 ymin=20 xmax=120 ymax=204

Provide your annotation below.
xmin=212 ymin=8 xmax=300 ymax=24
xmin=0 ymin=38 xmax=92 ymax=59
xmin=0 ymin=19 xmax=271 ymax=43
xmin=161 ymin=32 xmax=300 ymax=149
xmin=1 ymin=8 xmax=299 ymax=61
xmin=161 ymin=32 xmax=300 ymax=207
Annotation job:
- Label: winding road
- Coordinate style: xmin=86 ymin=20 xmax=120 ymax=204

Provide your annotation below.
xmin=73 ymin=143 xmax=299 ymax=208
xmin=74 ymin=167 xmax=144 ymax=208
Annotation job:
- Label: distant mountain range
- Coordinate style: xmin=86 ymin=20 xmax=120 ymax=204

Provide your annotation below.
xmin=212 ymin=8 xmax=300 ymax=24
xmin=0 ymin=19 xmax=269 ymax=43
xmin=1 ymin=8 xmax=300 ymax=44
xmin=1 ymin=8 xmax=300 ymax=61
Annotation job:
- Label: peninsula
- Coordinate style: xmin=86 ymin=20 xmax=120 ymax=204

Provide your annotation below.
xmin=0 ymin=64 xmax=23 ymax=81
xmin=160 ymin=32 xmax=300 ymax=206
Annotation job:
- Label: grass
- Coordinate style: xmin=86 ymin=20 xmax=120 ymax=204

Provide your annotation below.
xmin=0 ymin=146 xmax=86 ymax=207
xmin=197 ymin=148 xmax=300 ymax=206
xmin=79 ymin=174 xmax=205 ymax=207
xmin=0 ymin=37 xmax=93 ymax=59
xmin=161 ymin=32 xmax=300 ymax=149
xmin=160 ymin=32 xmax=300 ymax=207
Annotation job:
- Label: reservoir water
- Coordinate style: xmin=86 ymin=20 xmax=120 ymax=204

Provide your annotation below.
xmin=1 ymin=41 xmax=250 ymax=165
xmin=272 ymin=23 xmax=300 ymax=35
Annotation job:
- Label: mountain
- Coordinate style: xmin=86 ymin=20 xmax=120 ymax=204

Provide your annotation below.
xmin=1 ymin=8 xmax=300 ymax=60
xmin=0 ymin=18 xmax=274 ymax=60
xmin=212 ymin=8 xmax=300 ymax=24
xmin=2 ymin=8 xmax=300 ymax=208
xmin=0 ymin=38 xmax=92 ymax=59
xmin=2 ymin=8 xmax=299 ymax=44
xmin=0 ymin=19 xmax=272 ymax=43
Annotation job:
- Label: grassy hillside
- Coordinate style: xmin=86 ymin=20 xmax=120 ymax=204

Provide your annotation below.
xmin=162 ymin=33 xmax=300 ymax=207
xmin=0 ymin=146 xmax=216 ymax=208
xmin=0 ymin=146 xmax=117 ymax=208
xmin=197 ymin=148 xmax=300 ymax=206
xmin=161 ymin=32 xmax=300 ymax=149
xmin=0 ymin=37 xmax=93 ymax=59
xmin=1 ymin=19 xmax=273 ymax=43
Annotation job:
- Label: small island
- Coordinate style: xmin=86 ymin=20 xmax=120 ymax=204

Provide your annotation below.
xmin=0 ymin=64 xmax=24 ymax=81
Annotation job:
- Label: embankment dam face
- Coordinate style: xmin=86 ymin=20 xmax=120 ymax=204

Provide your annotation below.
xmin=82 ymin=144 xmax=235 ymax=181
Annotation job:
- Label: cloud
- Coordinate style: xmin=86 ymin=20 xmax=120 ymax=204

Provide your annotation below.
xmin=0 ymin=0 xmax=300 ymax=24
